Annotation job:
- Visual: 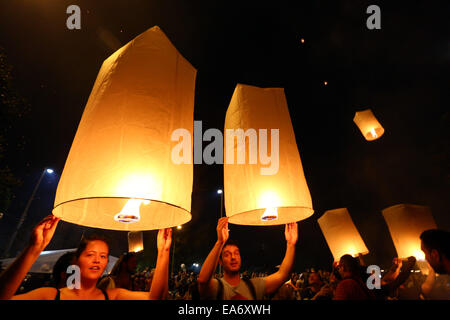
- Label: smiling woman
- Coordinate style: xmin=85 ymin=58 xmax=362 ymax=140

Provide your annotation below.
xmin=0 ymin=215 xmax=172 ymax=300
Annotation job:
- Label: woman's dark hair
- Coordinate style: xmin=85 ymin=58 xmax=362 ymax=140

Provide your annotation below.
xmin=52 ymin=251 xmax=76 ymax=287
xmin=75 ymin=234 xmax=110 ymax=259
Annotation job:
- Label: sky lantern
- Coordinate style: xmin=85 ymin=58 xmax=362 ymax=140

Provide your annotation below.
xmin=317 ymin=208 xmax=369 ymax=261
xmin=128 ymin=231 xmax=144 ymax=253
xmin=382 ymin=204 xmax=437 ymax=273
xmin=52 ymin=26 xmax=196 ymax=231
xmin=223 ymin=84 xmax=314 ymax=226
xmin=353 ymin=109 xmax=385 ymax=141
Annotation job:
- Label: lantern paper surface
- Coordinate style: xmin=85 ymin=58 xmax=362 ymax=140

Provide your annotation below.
xmin=382 ymin=204 xmax=437 ymax=261
xmin=128 ymin=231 xmax=144 ymax=253
xmin=353 ymin=109 xmax=385 ymax=141
xmin=223 ymin=84 xmax=314 ymax=226
xmin=317 ymin=208 xmax=369 ymax=261
xmin=53 ymin=26 xmax=196 ymax=231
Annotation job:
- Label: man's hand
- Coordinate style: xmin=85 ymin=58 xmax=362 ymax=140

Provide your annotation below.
xmin=217 ymin=217 xmax=229 ymax=244
xmin=284 ymin=222 xmax=298 ymax=246
xmin=29 ymin=215 xmax=60 ymax=253
xmin=157 ymin=228 xmax=172 ymax=253
xmin=393 ymin=257 xmax=403 ymax=270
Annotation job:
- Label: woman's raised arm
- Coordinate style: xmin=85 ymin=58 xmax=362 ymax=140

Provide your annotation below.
xmin=0 ymin=215 xmax=60 ymax=300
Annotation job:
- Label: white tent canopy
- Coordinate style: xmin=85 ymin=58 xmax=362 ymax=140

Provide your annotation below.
xmin=0 ymin=249 xmax=118 ymax=275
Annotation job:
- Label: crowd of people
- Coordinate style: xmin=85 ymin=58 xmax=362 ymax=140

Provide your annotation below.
xmin=0 ymin=215 xmax=449 ymax=300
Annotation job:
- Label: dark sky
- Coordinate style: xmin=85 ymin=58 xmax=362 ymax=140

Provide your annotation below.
xmin=0 ymin=0 xmax=449 ymax=273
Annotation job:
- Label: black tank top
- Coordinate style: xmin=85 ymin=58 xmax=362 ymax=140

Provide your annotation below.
xmin=54 ymin=288 xmax=109 ymax=300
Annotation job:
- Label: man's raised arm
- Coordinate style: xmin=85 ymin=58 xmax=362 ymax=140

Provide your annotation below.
xmin=197 ymin=217 xmax=229 ymax=297
xmin=264 ymin=222 xmax=298 ymax=296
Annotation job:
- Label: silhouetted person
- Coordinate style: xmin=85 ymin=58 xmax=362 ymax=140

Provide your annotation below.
xmin=420 ymin=229 xmax=450 ymax=275
xmin=98 ymin=252 xmax=137 ymax=290
xmin=333 ymin=254 xmax=375 ymax=300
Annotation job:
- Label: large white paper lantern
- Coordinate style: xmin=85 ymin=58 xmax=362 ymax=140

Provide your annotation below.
xmin=382 ymin=204 xmax=437 ymax=261
xmin=223 ymin=84 xmax=314 ymax=226
xmin=53 ymin=26 xmax=196 ymax=231
xmin=318 ymin=208 xmax=369 ymax=261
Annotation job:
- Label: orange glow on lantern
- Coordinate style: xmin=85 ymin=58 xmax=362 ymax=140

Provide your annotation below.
xmin=353 ymin=109 xmax=385 ymax=141
xmin=128 ymin=231 xmax=144 ymax=253
xmin=318 ymin=208 xmax=369 ymax=262
xmin=382 ymin=204 xmax=437 ymax=262
xmin=224 ymin=84 xmax=314 ymax=226
xmin=114 ymin=199 xmax=150 ymax=223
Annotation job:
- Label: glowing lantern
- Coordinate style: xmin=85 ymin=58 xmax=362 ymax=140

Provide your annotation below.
xmin=382 ymin=204 xmax=437 ymax=273
xmin=128 ymin=231 xmax=144 ymax=253
xmin=353 ymin=109 xmax=385 ymax=141
xmin=52 ymin=26 xmax=196 ymax=231
xmin=317 ymin=208 xmax=369 ymax=261
xmin=223 ymin=84 xmax=314 ymax=226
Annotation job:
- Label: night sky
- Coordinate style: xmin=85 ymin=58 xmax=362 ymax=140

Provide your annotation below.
xmin=0 ymin=1 xmax=449 ymax=273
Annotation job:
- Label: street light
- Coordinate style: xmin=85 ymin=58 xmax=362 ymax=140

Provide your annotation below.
xmin=217 ymin=189 xmax=223 ymax=218
xmin=2 ymin=168 xmax=54 ymax=258
xmin=217 ymin=188 xmax=224 ymax=275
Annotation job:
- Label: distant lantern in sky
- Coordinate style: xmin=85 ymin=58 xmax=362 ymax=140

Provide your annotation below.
xmin=223 ymin=84 xmax=314 ymax=226
xmin=128 ymin=231 xmax=144 ymax=253
xmin=353 ymin=108 xmax=385 ymax=141
xmin=382 ymin=204 xmax=437 ymax=271
xmin=53 ymin=26 xmax=196 ymax=231
xmin=317 ymin=208 xmax=369 ymax=261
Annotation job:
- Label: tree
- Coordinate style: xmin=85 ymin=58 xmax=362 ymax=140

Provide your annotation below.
xmin=0 ymin=47 xmax=29 ymax=213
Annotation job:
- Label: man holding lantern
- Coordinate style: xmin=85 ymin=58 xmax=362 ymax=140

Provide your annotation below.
xmin=197 ymin=217 xmax=298 ymax=300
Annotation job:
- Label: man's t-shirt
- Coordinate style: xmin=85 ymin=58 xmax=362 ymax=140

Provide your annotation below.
xmin=202 ymin=277 xmax=266 ymax=300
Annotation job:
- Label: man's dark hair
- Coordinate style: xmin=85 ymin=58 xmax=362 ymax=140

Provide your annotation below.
xmin=420 ymin=229 xmax=450 ymax=259
xmin=339 ymin=254 xmax=361 ymax=275
xmin=75 ymin=233 xmax=110 ymax=259
xmin=220 ymin=239 xmax=240 ymax=259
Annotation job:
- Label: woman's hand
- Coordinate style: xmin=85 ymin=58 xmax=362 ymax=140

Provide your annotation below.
xmin=29 ymin=215 xmax=60 ymax=253
xmin=157 ymin=228 xmax=172 ymax=253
